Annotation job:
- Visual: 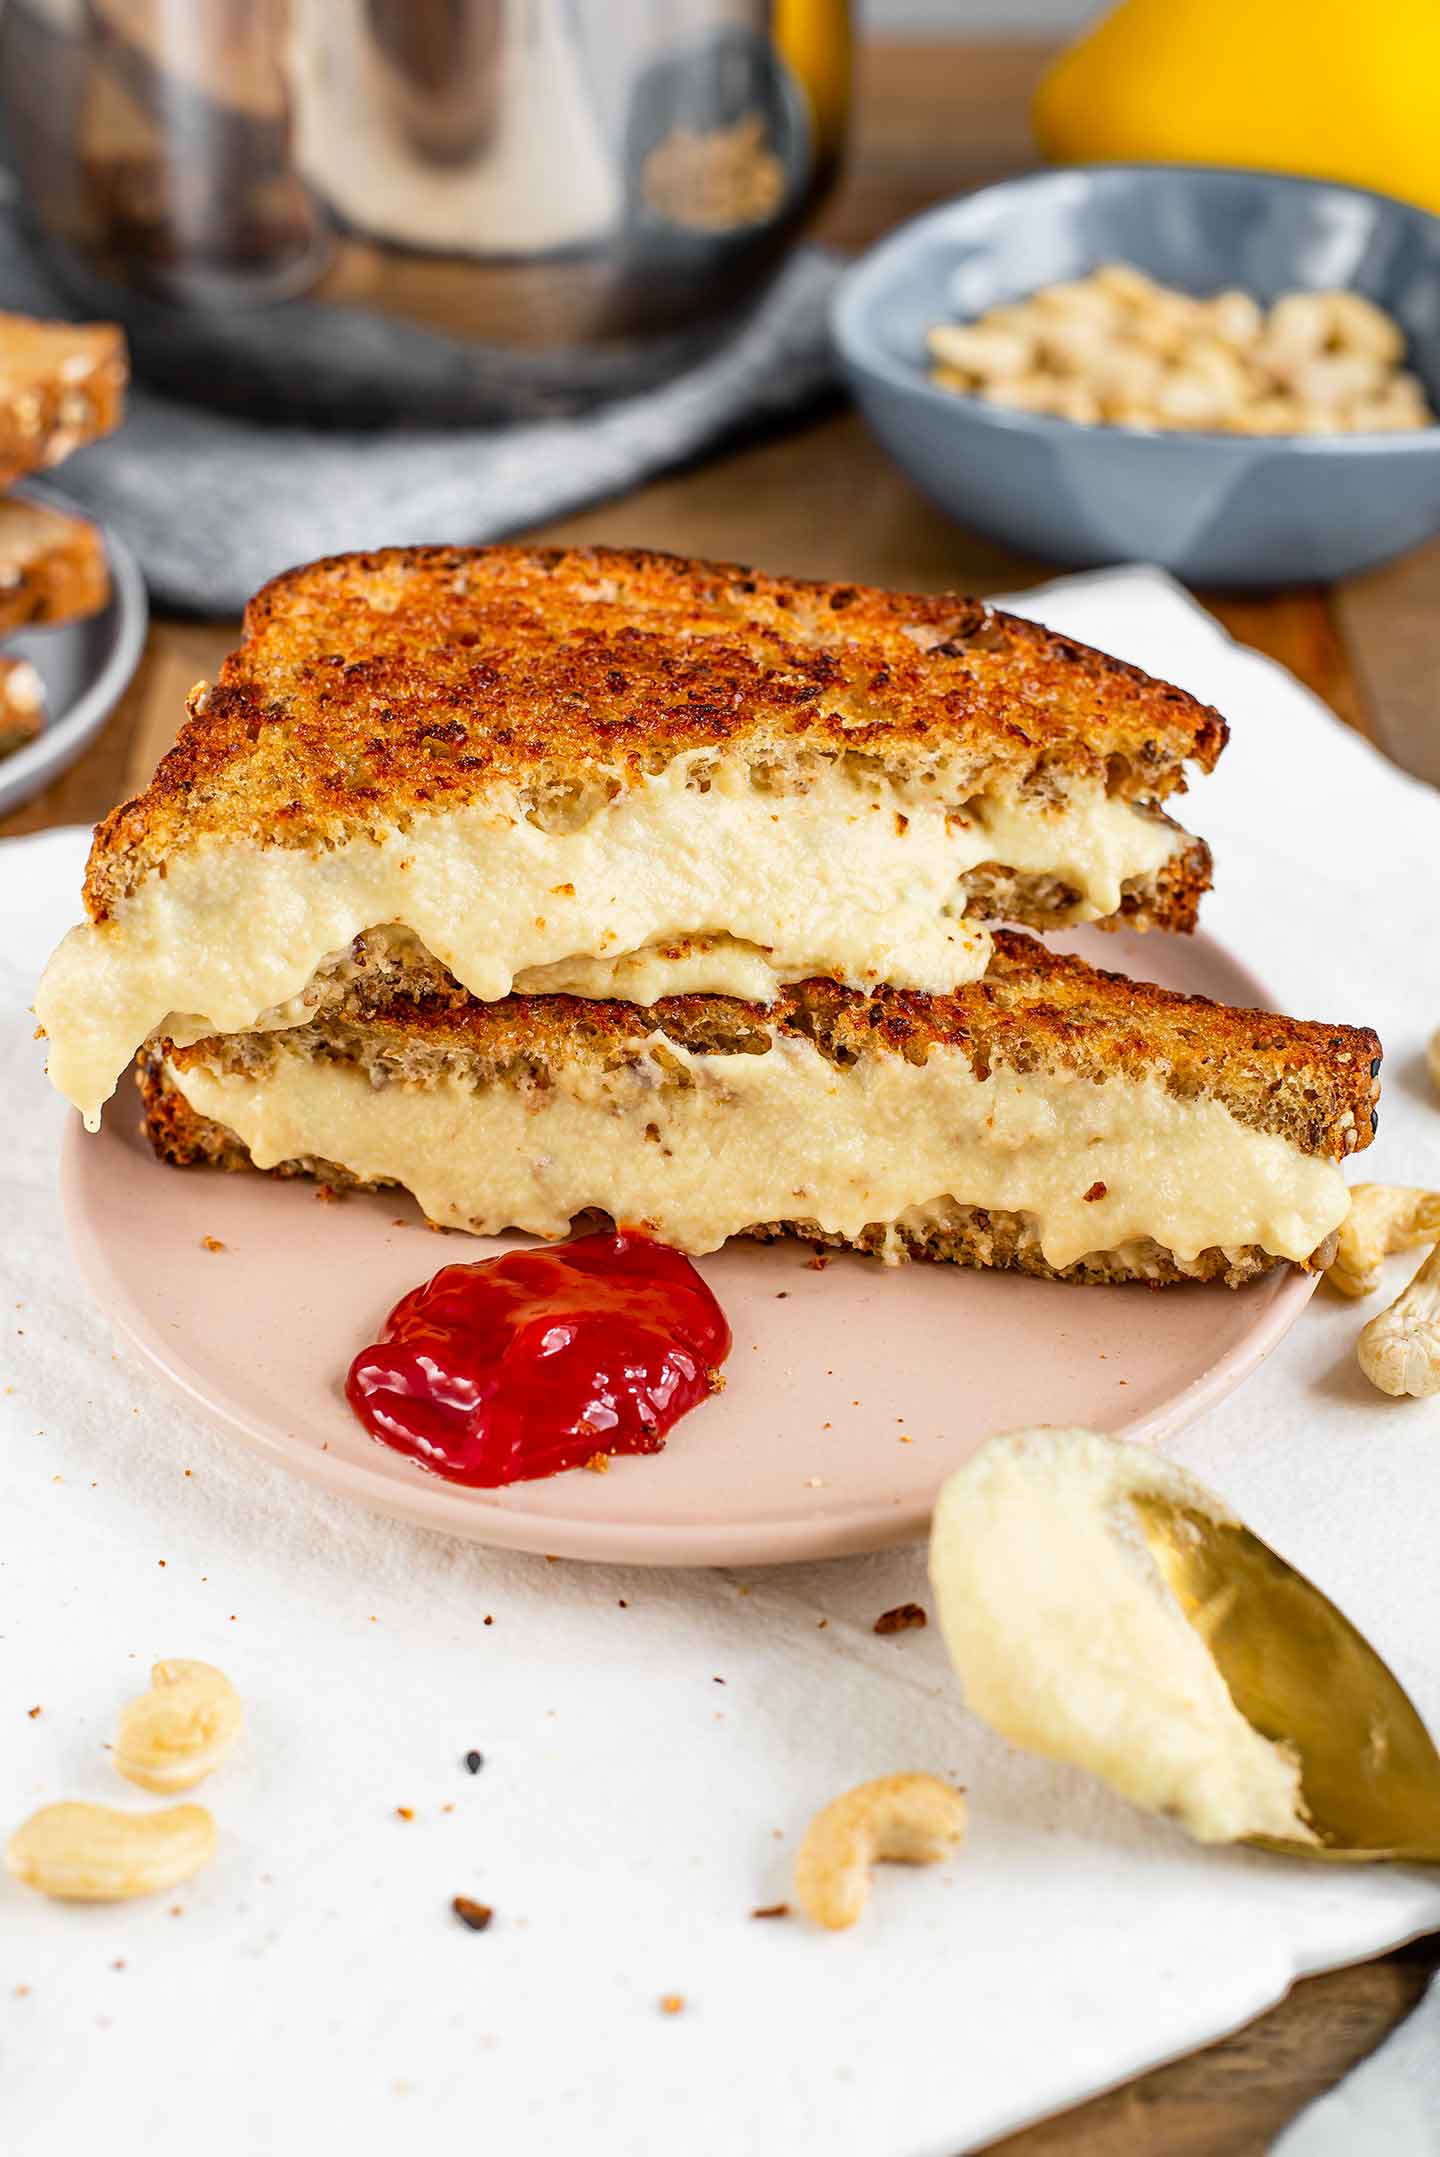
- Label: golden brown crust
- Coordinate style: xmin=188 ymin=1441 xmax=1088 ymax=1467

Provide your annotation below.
xmin=83 ymin=544 xmax=1226 ymax=920
xmin=0 ymin=315 xmax=128 ymax=490
xmin=160 ymin=927 xmax=1380 ymax=1162
xmin=963 ymin=829 xmax=1212 ymax=935
xmin=0 ymin=655 xmax=45 ymax=756
xmin=0 ymin=498 xmax=110 ymax=637
xmin=133 ymin=1056 xmax=1328 ymax=1288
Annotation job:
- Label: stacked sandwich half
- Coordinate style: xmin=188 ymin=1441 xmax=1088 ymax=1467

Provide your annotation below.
xmin=37 ymin=546 xmax=1379 ymax=1286
xmin=0 ymin=312 xmax=128 ymax=760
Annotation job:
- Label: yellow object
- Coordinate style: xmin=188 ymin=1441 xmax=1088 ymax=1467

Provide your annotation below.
xmin=1034 ymin=0 xmax=1440 ymax=218
xmin=776 ymin=0 xmax=853 ymax=165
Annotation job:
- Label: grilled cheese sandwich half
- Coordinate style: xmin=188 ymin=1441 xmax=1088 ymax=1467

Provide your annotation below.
xmin=37 ymin=545 xmax=1223 ymax=1125
xmin=140 ymin=932 xmax=1380 ymax=1289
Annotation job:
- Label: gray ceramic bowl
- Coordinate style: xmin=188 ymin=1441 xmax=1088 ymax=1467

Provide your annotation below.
xmin=832 ymin=165 xmax=1440 ymax=587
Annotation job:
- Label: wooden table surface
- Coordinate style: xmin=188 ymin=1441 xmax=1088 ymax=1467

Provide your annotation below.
xmin=8 ymin=35 xmax=1438 ymax=2153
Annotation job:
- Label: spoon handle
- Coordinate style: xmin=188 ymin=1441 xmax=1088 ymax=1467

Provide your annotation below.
xmin=1248 ymin=1836 xmax=1440 ymax=1865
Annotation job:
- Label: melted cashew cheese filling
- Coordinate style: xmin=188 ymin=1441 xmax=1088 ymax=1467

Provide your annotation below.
xmin=37 ymin=754 xmax=1184 ymax=1125
xmin=930 ymin=1429 xmax=1316 ymax=1846
xmin=167 ymin=1028 xmax=1346 ymax=1269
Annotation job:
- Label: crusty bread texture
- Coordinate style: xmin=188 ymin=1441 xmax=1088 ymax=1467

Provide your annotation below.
xmin=158 ymin=925 xmax=1381 ymax=1161
xmin=135 ymin=1056 xmax=1322 ymax=1291
xmin=139 ymin=928 xmax=1378 ymax=1287
xmin=0 ymin=314 xmax=127 ymax=490
xmin=0 ymin=496 xmax=110 ymax=637
xmin=83 ymin=544 xmax=1227 ymax=918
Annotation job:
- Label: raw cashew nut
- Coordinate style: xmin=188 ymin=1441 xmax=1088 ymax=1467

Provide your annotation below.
xmin=1201 ymin=289 xmax=1263 ymax=351
xmin=926 ymin=323 xmax=1031 ymax=381
xmin=1358 ymin=376 xmax=1435 ymax=431
xmin=6 ymin=1802 xmax=216 ymax=1901
xmin=927 ymin=272 xmax=1430 ymax=438
xmin=792 ymin=1773 xmax=967 ymax=1931
xmin=1091 ymin=262 xmax=1157 ymax=308
xmin=1259 ymin=291 xmax=1332 ymax=373
xmin=1357 ymin=1243 xmax=1440 ymax=1398
xmin=1291 ymin=352 xmax=1387 ymax=412
xmin=982 ymin=371 xmax=1070 ymax=415
xmin=1325 ymin=290 xmax=1405 ymax=364
xmin=115 ymin=1659 xmax=241 ymax=1792
xmin=1327 ymin=1185 xmax=1440 ymax=1299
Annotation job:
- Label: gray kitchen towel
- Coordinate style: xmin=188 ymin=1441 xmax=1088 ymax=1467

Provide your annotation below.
xmin=0 ymin=207 xmax=842 ymax=614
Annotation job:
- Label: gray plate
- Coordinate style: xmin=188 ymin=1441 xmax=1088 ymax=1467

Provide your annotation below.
xmin=832 ymin=165 xmax=1440 ymax=587
xmin=0 ymin=480 xmax=148 ymax=816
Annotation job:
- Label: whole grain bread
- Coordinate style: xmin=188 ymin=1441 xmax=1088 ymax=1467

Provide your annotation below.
xmin=0 ymin=656 xmax=46 ymax=759
xmin=154 ymin=926 xmax=1380 ymax=1164
xmin=0 ymin=315 xmax=127 ymax=490
xmin=0 ymin=497 xmax=110 ymax=637
xmin=83 ymin=544 xmax=1226 ymax=919
xmin=136 ymin=1052 xmax=1310 ymax=1290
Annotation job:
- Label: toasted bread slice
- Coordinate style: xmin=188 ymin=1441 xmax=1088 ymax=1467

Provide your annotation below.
xmin=143 ymin=931 xmax=1378 ymax=1288
xmin=86 ymin=543 xmax=1226 ymax=917
xmin=0 ymin=656 xmax=46 ymax=760
xmin=0 ymin=497 xmax=110 ymax=637
xmin=41 ymin=546 xmax=1224 ymax=1124
xmin=0 ymin=315 xmax=127 ymax=489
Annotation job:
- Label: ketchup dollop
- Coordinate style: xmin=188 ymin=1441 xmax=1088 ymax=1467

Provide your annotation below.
xmin=345 ymin=1230 xmax=732 ymax=1487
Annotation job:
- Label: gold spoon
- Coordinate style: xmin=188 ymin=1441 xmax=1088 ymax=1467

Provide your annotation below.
xmin=1134 ymin=1493 xmax=1440 ymax=1863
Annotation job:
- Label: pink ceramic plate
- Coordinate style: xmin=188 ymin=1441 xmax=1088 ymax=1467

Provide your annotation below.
xmin=62 ymin=926 xmax=1319 ymax=1567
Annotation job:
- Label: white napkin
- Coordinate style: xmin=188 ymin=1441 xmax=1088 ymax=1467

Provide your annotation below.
xmin=3 ymin=568 xmax=1438 ymax=2157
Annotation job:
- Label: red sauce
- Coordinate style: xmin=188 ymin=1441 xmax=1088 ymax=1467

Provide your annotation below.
xmin=345 ymin=1230 xmax=732 ymax=1487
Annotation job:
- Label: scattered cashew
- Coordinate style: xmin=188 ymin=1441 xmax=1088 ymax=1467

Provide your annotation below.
xmin=1356 ymin=1243 xmax=1440 ymax=1398
xmin=792 ymin=1773 xmax=967 ymax=1931
xmin=115 ymin=1659 xmax=241 ymax=1792
xmin=1326 ymin=1185 xmax=1440 ymax=1299
xmin=6 ymin=1802 xmax=216 ymax=1901
xmin=927 ymin=268 xmax=1431 ymax=436
xmin=1428 ymin=1027 xmax=1440 ymax=1099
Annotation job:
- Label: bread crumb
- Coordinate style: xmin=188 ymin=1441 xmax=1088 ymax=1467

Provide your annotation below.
xmin=874 ymin=1602 xmax=928 ymax=1635
xmin=659 ymin=1994 xmax=685 ymax=2016
xmin=200 ymin=1236 xmax=225 ymax=1253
